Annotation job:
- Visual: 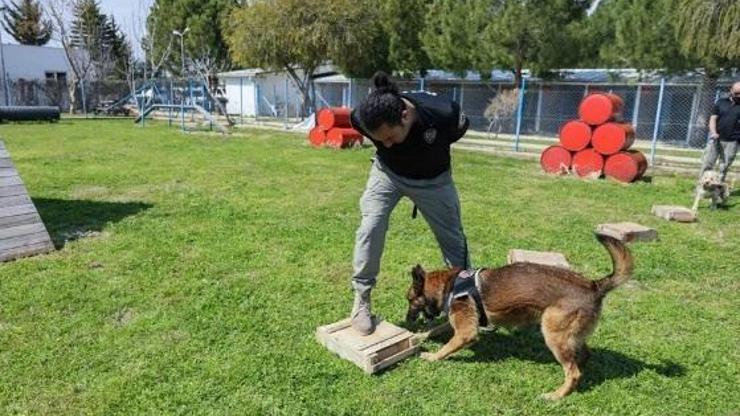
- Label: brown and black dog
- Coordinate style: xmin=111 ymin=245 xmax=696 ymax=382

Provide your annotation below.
xmin=406 ymin=233 xmax=633 ymax=400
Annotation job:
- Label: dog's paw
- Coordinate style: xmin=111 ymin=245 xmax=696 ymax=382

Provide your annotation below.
xmin=539 ymin=392 xmax=563 ymax=401
xmin=420 ymin=352 xmax=437 ymax=362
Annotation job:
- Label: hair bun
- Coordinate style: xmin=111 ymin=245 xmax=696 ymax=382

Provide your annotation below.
xmin=372 ymin=71 xmax=399 ymax=94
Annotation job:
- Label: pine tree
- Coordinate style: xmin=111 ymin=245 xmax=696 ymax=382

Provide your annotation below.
xmin=1 ymin=0 xmax=53 ymax=46
xmin=69 ymin=0 xmax=107 ymax=53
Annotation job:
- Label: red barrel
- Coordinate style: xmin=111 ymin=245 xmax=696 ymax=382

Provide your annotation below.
xmin=571 ymin=148 xmax=604 ymax=178
xmin=540 ymin=145 xmax=572 ymax=174
xmin=326 ymin=128 xmax=362 ymax=148
xmin=578 ymin=93 xmax=624 ymax=125
xmin=317 ymin=107 xmax=352 ymax=129
xmin=604 ymin=150 xmax=648 ymax=183
xmin=559 ymin=120 xmax=592 ymax=151
xmin=592 ymin=122 xmax=635 ymax=155
xmin=309 ymin=127 xmax=328 ymax=147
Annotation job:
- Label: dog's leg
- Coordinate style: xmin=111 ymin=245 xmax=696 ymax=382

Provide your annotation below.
xmin=420 ymin=300 xmax=478 ymax=362
xmin=540 ymin=307 xmax=584 ymax=400
xmin=576 ymin=344 xmax=591 ymax=367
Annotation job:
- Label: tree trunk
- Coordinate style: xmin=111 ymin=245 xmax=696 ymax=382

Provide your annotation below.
xmin=284 ymin=65 xmax=315 ymax=118
xmin=67 ymin=78 xmax=78 ymax=115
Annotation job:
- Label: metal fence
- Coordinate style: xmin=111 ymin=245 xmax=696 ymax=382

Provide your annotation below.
xmin=313 ymin=77 xmax=733 ymax=150
xmin=2 ymin=74 xmax=733 ymax=151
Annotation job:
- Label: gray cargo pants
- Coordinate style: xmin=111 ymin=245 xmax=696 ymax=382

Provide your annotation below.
xmin=351 ymin=158 xmax=470 ymax=294
xmin=700 ymin=137 xmax=738 ymax=182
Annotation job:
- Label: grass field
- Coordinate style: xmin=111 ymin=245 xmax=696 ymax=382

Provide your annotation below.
xmin=0 ymin=120 xmax=738 ymax=415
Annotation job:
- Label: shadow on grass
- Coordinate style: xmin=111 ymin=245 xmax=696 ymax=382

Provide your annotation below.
xmin=33 ymin=198 xmax=153 ymax=249
xmin=425 ymin=326 xmax=685 ymax=393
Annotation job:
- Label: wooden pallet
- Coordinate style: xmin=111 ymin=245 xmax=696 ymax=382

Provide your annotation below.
xmin=651 ymin=205 xmax=696 ymax=222
xmin=595 ymin=222 xmax=658 ymax=243
xmin=0 ymin=140 xmax=54 ymax=262
xmin=316 ymin=318 xmax=419 ymax=374
xmin=507 ymin=249 xmax=571 ymax=269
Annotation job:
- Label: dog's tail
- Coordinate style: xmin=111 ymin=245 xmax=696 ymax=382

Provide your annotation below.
xmin=593 ymin=233 xmax=634 ymax=296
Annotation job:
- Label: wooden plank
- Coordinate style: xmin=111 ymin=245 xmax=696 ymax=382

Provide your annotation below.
xmin=0 ymin=150 xmax=8 ymax=158
xmin=0 ymin=159 xmax=12 ymax=168
xmin=507 ymin=249 xmax=571 ymax=269
xmin=0 ymin=231 xmax=52 ymax=252
xmin=0 ymin=240 xmax=54 ymax=262
xmin=651 ymin=205 xmax=696 ymax=222
xmin=0 ymin=176 xmax=23 ymax=187
xmin=0 ymin=204 xmax=37 ymax=219
xmin=368 ymin=342 xmax=419 ymax=374
xmin=0 ymin=168 xmax=18 ymax=177
xmin=0 ymin=213 xmax=41 ymax=229
xmin=0 ymin=222 xmax=48 ymax=240
xmin=0 ymin=185 xmax=27 ymax=198
xmin=595 ymin=222 xmax=658 ymax=243
xmin=0 ymin=195 xmax=32 ymax=208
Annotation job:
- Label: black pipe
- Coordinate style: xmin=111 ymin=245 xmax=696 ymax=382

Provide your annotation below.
xmin=0 ymin=106 xmax=60 ymax=122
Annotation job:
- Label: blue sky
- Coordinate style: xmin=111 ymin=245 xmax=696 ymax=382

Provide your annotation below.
xmin=2 ymin=0 xmax=154 ymax=57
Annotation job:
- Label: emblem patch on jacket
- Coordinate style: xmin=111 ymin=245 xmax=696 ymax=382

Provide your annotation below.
xmin=424 ymin=128 xmax=437 ymax=144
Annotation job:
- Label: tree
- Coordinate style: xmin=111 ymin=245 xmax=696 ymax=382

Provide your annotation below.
xmin=675 ymin=0 xmax=739 ymax=72
xmin=146 ymin=0 xmax=238 ymax=77
xmin=481 ymin=0 xmax=590 ymax=85
xmin=49 ymin=0 xmax=96 ymax=113
xmin=590 ymin=0 xmax=690 ymax=75
xmin=421 ymin=0 xmax=491 ymax=76
xmin=423 ymin=0 xmax=589 ymax=85
xmin=326 ymin=0 xmax=393 ymax=79
xmin=226 ymin=0 xmax=386 ymax=116
xmin=103 ymin=16 xmax=133 ymax=80
xmin=1 ymin=0 xmax=53 ymax=45
xmin=380 ymin=0 xmax=432 ymax=77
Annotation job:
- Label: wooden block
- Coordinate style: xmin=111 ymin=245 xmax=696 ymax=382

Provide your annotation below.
xmin=595 ymin=222 xmax=657 ymax=242
xmin=507 ymin=249 xmax=571 ymax=269
xmin=651 ymin=205 xmax=696 ymax=223
xmin=316 ymin=318 xmax=419 ymax=374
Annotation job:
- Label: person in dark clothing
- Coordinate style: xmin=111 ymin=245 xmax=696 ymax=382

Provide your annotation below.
xmin=347 ymin=72 xmax=470 ymax=335
xmin=700 ymin=81 xmax=740 ymax=182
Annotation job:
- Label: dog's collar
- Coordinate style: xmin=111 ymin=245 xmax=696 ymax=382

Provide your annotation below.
xmin=444 ymin=268 xmax=489 ymax=327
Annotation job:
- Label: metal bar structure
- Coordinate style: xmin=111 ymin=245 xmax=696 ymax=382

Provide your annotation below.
xmin=650 ymin=78 xmax=666 ymax=165
xmin=514 ymin=78 xmax=527 ymax=152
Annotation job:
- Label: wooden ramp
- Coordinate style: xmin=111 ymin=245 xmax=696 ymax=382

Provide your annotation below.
xmin=0 ymin=141 xmax=54 ymax=262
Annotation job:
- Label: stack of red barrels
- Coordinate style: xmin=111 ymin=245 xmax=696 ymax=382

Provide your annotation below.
xmin=540 ymin=92 xmax=647 ymax=183
xmin=309 ymin=107 xmax=363 ymax=149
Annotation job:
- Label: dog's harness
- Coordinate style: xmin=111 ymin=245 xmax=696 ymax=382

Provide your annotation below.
xmin=444 ymin=268 xmax=489 ymax=327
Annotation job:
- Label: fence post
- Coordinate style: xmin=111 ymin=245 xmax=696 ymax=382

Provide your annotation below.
xmin=420 ymin=77 xmax=425 ymax=91
xmin=285 ymin=76 xmax=289 ymax=124
xmin=514 ymin=77 xmax=527 ymax=152
xmin=348 ymin=78 xmax=353 ymax=107
xmin=632 ymin=84 xmax=642 ymax=126
xmin=181 ymin=79 xmax=186 ymax=131
xmin=685 ymin=83 xmax=701 ymax=146
xmin=534 ymin=82 xmax=543 ymax=132
xmin=169 ymin=79 xmax=173 ymax=127
xmin=459 ymin=82 xmax=464 ymax=109
xmin=81 ymin=79 xmax=87 ymax=118
xmin=239 ymin=77 xmax=243 ymax=124
xmin=650 ymin=78 xmax=666 ymax=165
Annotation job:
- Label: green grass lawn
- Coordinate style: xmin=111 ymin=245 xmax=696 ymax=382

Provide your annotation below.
xmin=0 ymin=120 xmax=738 ymax=415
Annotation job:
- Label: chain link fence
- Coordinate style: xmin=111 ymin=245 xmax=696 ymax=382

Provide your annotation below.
xmin=2 ymin=74 xmax=733 ymax=153
xmin=313 ymin=77 xmax=733 ymax=150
